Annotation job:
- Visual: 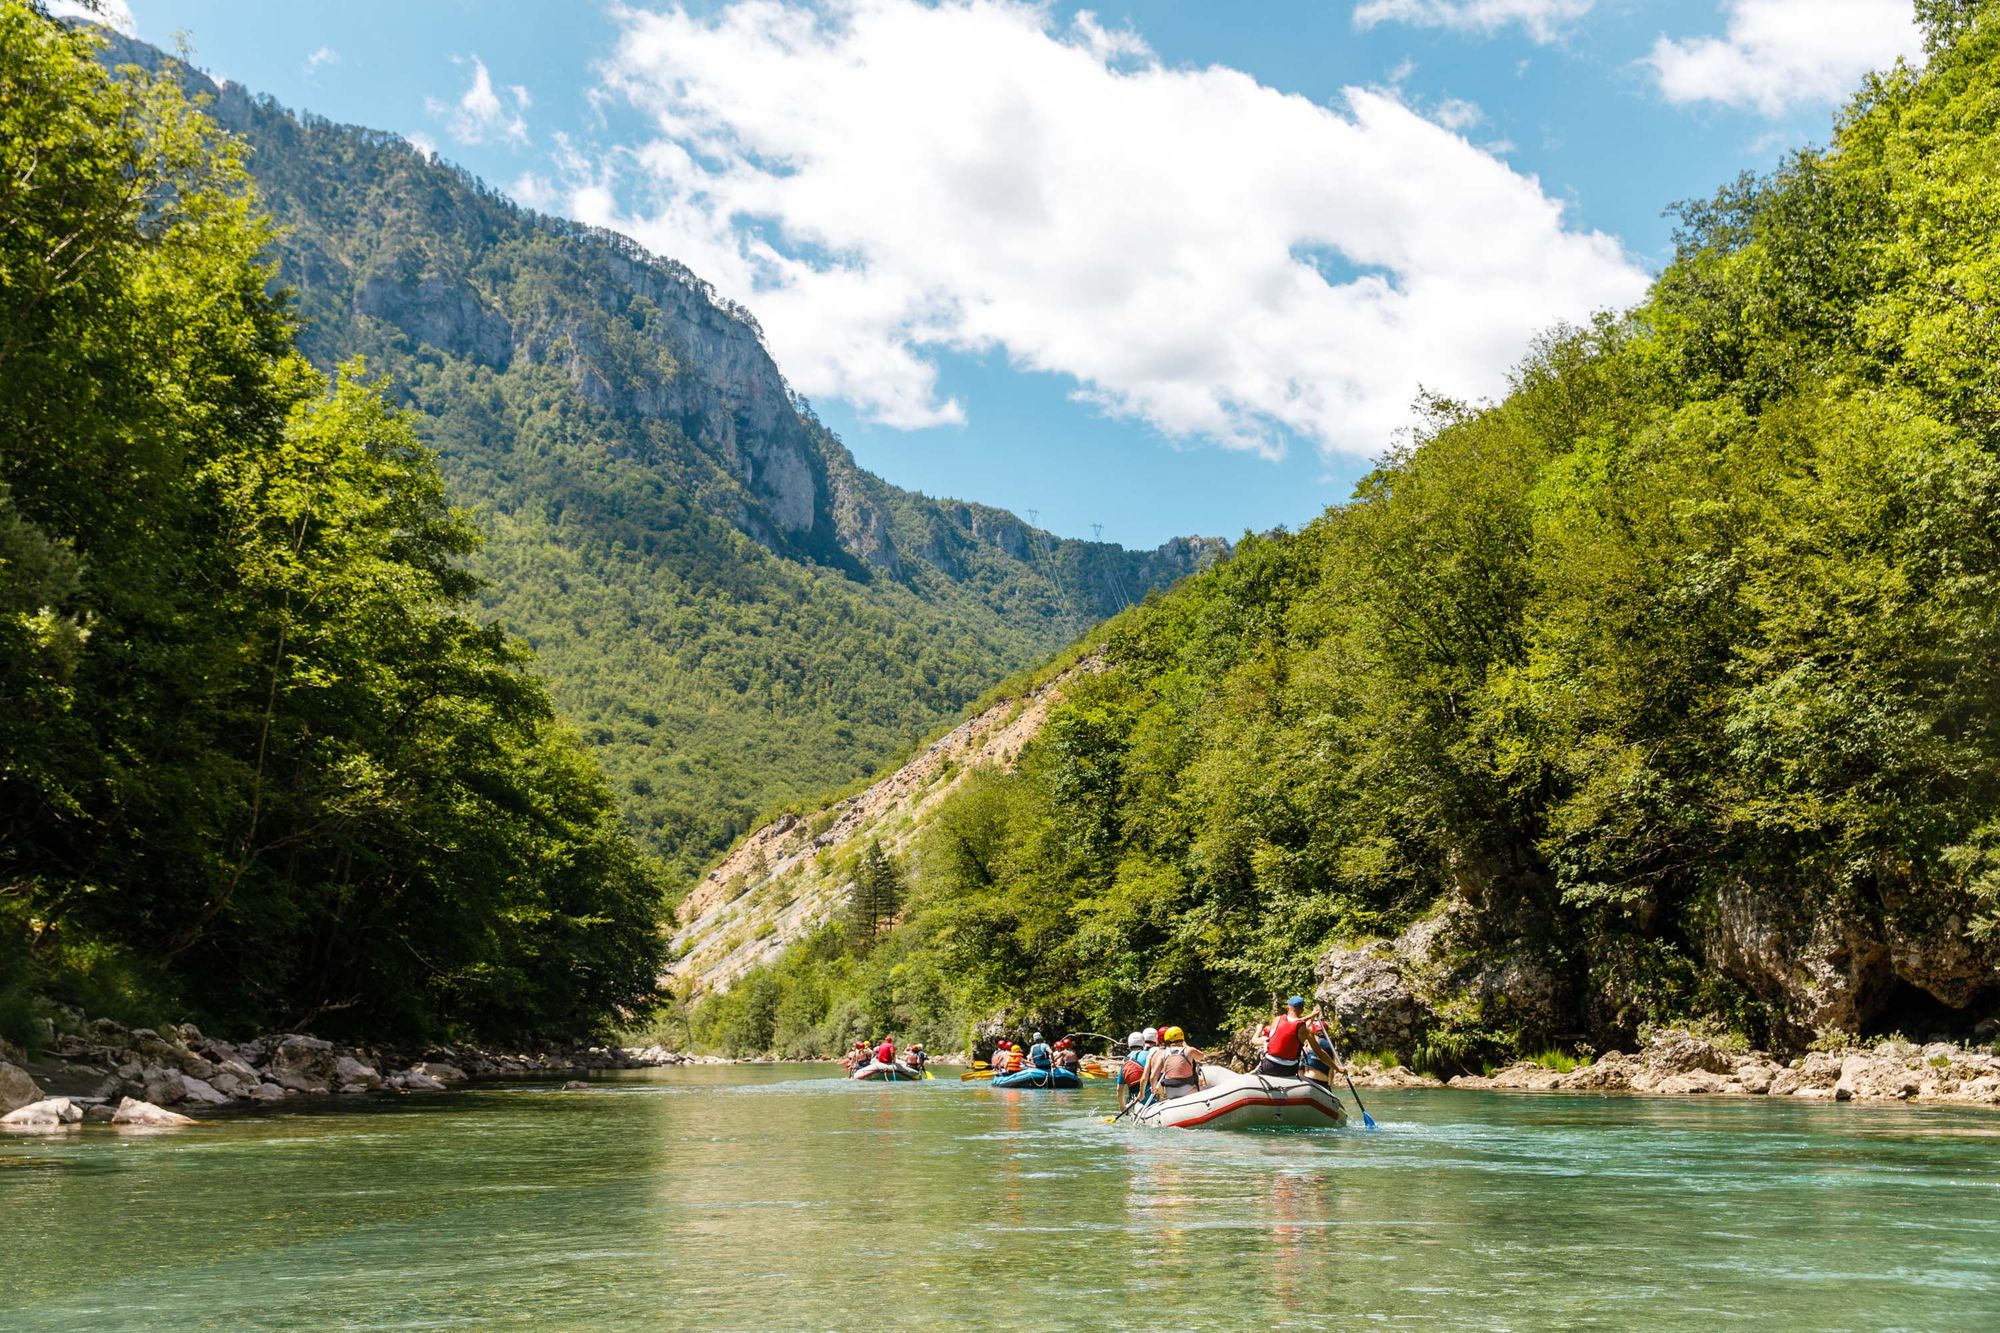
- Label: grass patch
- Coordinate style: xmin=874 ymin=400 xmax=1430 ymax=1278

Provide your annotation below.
xmin=1521 ymin=1048 xmax=1589 ymax=1074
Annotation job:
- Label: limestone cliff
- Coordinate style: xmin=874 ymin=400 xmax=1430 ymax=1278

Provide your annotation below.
xmin=668 ymin=660 xmax=1099 ymax=996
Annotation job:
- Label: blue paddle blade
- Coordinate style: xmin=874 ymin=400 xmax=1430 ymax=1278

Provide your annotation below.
xmin=1361 ymin=1109 xmax=1378 ymax=1128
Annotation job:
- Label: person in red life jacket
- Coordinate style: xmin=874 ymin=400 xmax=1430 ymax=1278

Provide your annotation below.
xmin=875 ymin=1035 xmax=896 ymax=1067
xmin=1257 ymin=996 xmax=1309 ymax=1077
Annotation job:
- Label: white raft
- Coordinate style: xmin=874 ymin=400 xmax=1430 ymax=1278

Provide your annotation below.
xmin=851 ymin=1059 xmax=927 ymax=1081
xmin=1133 ymin=1070 xmax=1346 ymax=1130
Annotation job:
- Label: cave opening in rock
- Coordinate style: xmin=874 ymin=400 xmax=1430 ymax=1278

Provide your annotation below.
xmin=1861 ymin=977 xmax=1995 ymax=1043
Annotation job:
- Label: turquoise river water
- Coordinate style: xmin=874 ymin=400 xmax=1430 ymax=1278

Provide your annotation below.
xmin=3 ymin=1065 xmax=1998 ymax=1329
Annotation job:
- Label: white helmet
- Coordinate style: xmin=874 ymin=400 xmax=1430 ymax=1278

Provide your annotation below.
xmin=1126 ymin=1031 xmax=1144 ymax=1048
xmin=1143 ymin=1026 xmax=1160 ymax=1045
xmin=1033 ymin=1032 xmax=1043 ymax=1041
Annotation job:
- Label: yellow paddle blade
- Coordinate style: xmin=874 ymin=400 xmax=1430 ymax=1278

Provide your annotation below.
xmin=959 ymin=1069 xmax=994 ymax=1081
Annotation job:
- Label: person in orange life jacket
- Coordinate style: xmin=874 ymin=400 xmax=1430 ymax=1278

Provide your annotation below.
xmin=1257 ymin=996 xmax=1310 ymax=1077
xmin=1005 ymin=1042 xmax=1025 ymax=1073
xmin=1144 ymin=1026 xmax=1204 ymax=1101
xmin=1027 ymin=1032 xmax=1053 ymax=1070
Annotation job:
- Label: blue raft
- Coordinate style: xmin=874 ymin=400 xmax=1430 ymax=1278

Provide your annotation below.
xmin=990 ymin=1065 xmax=1083 ymax=1090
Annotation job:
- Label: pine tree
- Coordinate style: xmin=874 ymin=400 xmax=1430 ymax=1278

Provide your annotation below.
xmin=846 ymin=840 xmax=904 ymax=950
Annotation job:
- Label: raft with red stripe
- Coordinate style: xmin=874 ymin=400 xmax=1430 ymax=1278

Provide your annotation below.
xmin=1132 ymin=1070 xmax=1347 ymax=1130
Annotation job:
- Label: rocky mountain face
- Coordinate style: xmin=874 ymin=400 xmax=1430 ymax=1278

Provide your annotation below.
xmin=100 ymin=32 xmax=1219 ymax=876
xmin=668 ymin=658 xmax=1099 ymax=996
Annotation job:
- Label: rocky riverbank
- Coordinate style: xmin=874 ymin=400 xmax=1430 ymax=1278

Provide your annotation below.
xmin=1330 ymin=1028 xmax=2000 ymax=1107
xmin=0 ymin=1014 xmax=726 ymax=1132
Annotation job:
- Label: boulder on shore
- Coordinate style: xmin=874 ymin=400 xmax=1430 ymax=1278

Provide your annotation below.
xmin=110 ymin=1097 xmax=195 ymax=1126
xmin=333 ymin=1055 xmax=382 ymax=1093
xmin=0 ymin=1061 xmax=44 ymax=1116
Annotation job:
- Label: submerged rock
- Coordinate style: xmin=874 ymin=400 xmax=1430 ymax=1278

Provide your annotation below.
xmin=387 ymin=1069 xmax=448 ymax=1093
xmin=1 ymin=1097 xmax=82 ymax=1128
xmin=111 ymin=1097 xmax=195 ymax=1126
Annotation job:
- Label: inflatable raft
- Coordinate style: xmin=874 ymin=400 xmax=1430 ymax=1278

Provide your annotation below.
xmin=1132 ymin=1070 xmax=1345 ymax=1129
xmin=852 ymin=1060 xmax=928 ymax=1081
xmin=989 ymin=1065 xmax=1083 ymax=1090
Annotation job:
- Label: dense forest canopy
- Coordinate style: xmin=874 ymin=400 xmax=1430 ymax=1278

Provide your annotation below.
xmin=690 ymin=0 xmax=2000 ymax=1063
xmin=0 ymin=6 xmax=662 ymax=1043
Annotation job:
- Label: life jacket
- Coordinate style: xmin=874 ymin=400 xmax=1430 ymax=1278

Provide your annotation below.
xmin=1301 ymin=1021 xmax=1332 ymax=1071
xmin=875 ymin=1041 xmax=895 ymax=1065
xmin=1121 ymin=1058 xmax=1144 ymax=1085
xmin=1006 ymin=1050 xmax=1024 ymax=1072
xmin=1154 ymin=1046 xmax=1197 ymax=1084
xmin=1028 ymin=1042 xmax=1052 ymax=1069
xmin=1265 ymin=1014 xmax=1305 ymax=1064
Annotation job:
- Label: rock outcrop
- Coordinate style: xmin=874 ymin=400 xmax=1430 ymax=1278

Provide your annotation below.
xmin=1314 ymin=902 xmax=1565 ymax=1054
xmin=1447 ymin=1029 xmax=2000 ymax=1107
xmin=17 ymin=1008 xmax=695 ymax=1117
xmin=668 ymin=658 xmax=1106 ymax=995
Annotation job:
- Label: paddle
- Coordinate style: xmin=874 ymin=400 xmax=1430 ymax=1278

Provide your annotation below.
xmin=1308 ymin=1009 xmax=1376 ymax=1129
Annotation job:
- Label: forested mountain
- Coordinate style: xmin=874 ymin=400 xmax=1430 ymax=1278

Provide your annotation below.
xmin=684 ymin=3 xmax=2000 ymax=1064
xmin=1 ymin=7 xmax=659 ymax=1043
xmin=95 ymin=31 xmax=1217 ymax=881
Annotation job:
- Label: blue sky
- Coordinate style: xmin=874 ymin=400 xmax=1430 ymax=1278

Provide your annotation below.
xmin=74 ymin=1 xmax=1925 ymax=548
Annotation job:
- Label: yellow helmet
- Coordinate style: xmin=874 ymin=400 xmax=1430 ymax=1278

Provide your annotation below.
xmin=1162 ymin=1025 xmax=1185 ymax=1042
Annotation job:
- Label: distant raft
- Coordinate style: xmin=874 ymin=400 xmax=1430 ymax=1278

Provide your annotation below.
xmin=1132 ymin=1071 xmax=1346 ymax=1130
xmin=852 ymin=1060 xmax=928 ymax=1081
xmin=989 ymin=1066 xmax=1083 ymax=1090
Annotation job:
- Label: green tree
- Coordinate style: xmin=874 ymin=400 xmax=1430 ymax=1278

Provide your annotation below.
xmin=846 ymin=840 xmax=905 ymax=950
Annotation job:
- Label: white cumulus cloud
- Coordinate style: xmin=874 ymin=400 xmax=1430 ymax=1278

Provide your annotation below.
xmin=1646 ymin=0 xmax=1923 ymax=116
xmin=305 ymin=45 xmax=339 ymax=73
xmin=1352 ymin=0 xmax=1594 ymax=44
xmin=580 ymin=0 xmax=1647 ymax=457
xmin=427 ymin=55 xmax=531 ymax=147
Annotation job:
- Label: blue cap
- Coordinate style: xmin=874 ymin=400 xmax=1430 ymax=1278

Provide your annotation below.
xmin=1287 ymin=995 xmax=1306 ymax=1008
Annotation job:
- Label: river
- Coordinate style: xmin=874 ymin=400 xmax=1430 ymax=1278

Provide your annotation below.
xmin=4 ymin=1065 xmax=1997 ymax=1329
